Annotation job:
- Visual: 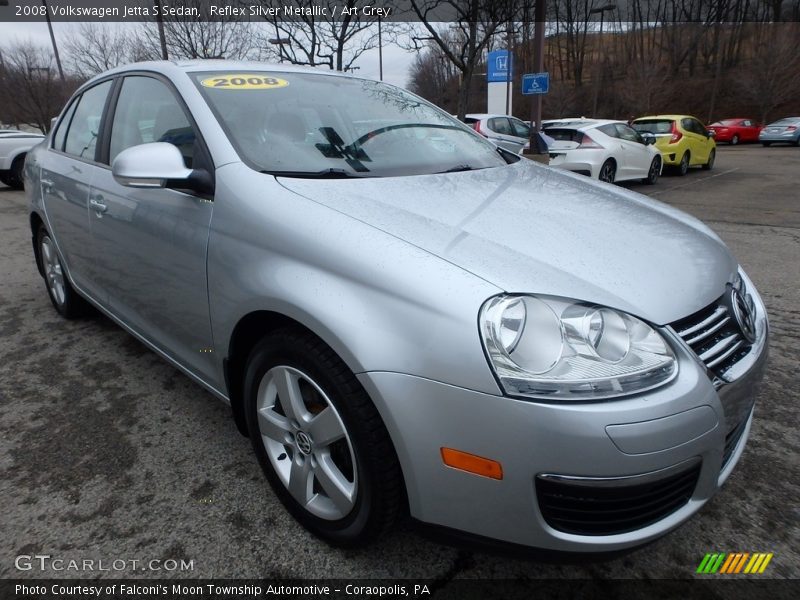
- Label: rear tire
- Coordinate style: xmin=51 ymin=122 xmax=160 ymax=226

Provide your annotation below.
xmin=643 ymin=156 xmax=661 ymax=185
xmin=702 ymin=149 xmax=715 ymax=171
xmin=36 ymin=225 xmax=91 ymax=318
xmin=244 ymin=328 xmax=404 ymax=547
xmin=598 ymin=159 xmax=616 ymax=183
xmin=8 ymin=155 xmax=25 ymax=190
xmin=676 ymin=152 xmax=690 ymax=176
xmin=730 ymin=134 xmax=739 ymax=145
xmin=762 ymin=142 xmax=771 ymax=147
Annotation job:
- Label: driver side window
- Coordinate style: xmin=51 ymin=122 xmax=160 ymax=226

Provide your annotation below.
xmin=109 ymin=76 xmax=197 ymax=167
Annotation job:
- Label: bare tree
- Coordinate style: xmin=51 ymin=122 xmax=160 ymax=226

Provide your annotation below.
xmin=63 ymin=23 xmax=136 ymax=78
xmin=743 ymin=23 xmax=800 ymax=123
xmin=133 ymin=1 xmax=258 ymax=60
xmin=0 ymin=41 xmax=78 ymax=132
xmin=257 ymin=1 xmax=388 ymax=71
xmin=403 ymin=0 xmax=520 ymax=119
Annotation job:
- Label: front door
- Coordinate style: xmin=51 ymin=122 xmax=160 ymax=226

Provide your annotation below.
xmin=88 ymin=75 xmax=216 ymax=381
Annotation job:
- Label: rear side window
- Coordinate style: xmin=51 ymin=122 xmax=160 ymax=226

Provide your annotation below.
xmin=52 ymin=100 xmax=79 ymax=152
xmin=632 ymin=120 xmax=673 ymax=134
xmin=597 ymin=124 xmax=618 ymax=138
xmin=109 ymin=76 xmax=196 ymax=167
xmin=489 ymin=117 xmax=513 ymax=136
xmin=64 ymin=80 xmax=113 ymax=160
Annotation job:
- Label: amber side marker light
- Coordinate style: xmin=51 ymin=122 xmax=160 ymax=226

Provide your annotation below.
xmin=441 ymin=448 xmax=503 ymax=480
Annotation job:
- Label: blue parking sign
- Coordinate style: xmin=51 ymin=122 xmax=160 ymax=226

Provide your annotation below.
xmin=522 ymin=72 xmax=550 ymax=95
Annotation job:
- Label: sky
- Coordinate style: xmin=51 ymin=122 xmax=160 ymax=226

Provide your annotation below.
xmin=0 ymin=21 xmax=417 ymax=88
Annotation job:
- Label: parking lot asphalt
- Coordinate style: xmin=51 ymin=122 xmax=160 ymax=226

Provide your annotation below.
xmin=1 ymin=145 xmax=798 ymax=582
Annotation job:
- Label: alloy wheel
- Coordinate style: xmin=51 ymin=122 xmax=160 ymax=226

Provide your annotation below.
xmin=40 ymin=235 xmax=65 ymax=307
xmin=731 ymin=134 xmax=739 ymax=145
xmin=256 ymin=365 xmax=357 ymax=521
xmin=599 ymin=161 xmax=616 ymax=183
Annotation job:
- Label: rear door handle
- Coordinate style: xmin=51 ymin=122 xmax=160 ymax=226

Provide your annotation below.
xmin=89 ymin=196 xmax=108 ymax=215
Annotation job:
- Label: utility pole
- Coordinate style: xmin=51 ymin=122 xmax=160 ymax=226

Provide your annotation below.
xmin=154 ymin=0 xmax=169 ymax=60
xmin=378 ymin=17 xmax=383 ymax=81
xmin=40 ymin=0 xmax=65 ymax=82
xmin=528 ymin=0 xmax=546 ymax=154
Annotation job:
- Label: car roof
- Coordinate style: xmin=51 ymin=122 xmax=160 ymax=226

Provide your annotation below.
xmin=546 ymin=119 xmax=623 ymax=130
xmin=633 ymin=115 xmax=697 ymax=121
xmin=464 ymin=113 xmax=526 ymax=120
xmin=80 ymin=60 xmax=369 ymax=92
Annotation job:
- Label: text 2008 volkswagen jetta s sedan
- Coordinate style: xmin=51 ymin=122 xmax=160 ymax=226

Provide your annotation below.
xmin=26 ymin=61 xmax=768 ymax=551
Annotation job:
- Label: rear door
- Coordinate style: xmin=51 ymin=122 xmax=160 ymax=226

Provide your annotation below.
xmin=683 ymin=118 xmax=711 ymax=164
xmin=87 ymin=74 xmax=216 ymax=381
xmin=41 ymin=79 xmax=114 ymax=301
xmin=487 ymin=117 xmax=526 ymax=153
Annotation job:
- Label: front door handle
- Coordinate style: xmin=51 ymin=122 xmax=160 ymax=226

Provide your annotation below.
xmin=89 ymin=197 xmax=108 ymax=215
xmin=41 ymin=179 xmax=55 ymax=191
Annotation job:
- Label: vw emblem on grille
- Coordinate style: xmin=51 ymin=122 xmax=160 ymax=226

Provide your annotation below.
xmin=295 ymin=431 xmax=313 ymax=455
xmin=730 ymin=287 xmax=757 ymax=344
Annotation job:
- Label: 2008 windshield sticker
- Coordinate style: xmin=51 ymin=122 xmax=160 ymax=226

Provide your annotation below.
xmin=200 ymin=75 xmax=289 ymax=90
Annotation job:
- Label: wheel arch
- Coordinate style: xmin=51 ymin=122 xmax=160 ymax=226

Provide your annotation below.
xmin=30 ymin=211 xmax=46 ymax=277
xmin=224 ymin=309 xmax=360 ymax=438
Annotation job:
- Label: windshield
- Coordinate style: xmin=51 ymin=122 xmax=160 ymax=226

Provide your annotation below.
xmin=192 ymin=71 xmax=507 ymax=178
xmin=632 ymin=119 xmax=673 ymax=134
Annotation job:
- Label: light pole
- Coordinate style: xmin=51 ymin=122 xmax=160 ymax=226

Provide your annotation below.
xmin=154 ymin=0 xmax=169 ymax=60
xmin=589 ymin=3 xmax=616 ymax=116
xmin=528 ymin=0 xmax=547 ymax=155
xmin=39 ymin=0 xmax=65 ymax=83
xmin=377 ymin=17 xmax=383 ymax=81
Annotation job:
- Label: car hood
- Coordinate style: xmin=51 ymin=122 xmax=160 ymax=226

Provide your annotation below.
xmin=276 ymin=161 xmax=736 ymax=325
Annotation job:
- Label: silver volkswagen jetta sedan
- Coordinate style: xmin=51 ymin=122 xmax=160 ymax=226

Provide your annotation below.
xmin=26 ymin=61 xmax=768 ymax=551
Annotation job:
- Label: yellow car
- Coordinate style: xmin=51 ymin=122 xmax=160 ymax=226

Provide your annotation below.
xmin=632 ymin=115 xmax=716 ymax=175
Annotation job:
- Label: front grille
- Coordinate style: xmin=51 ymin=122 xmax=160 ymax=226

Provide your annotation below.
xmin=536 ymin=462 xmax=701 ymax=536
xmin=671 ymin=297 xmax=750 ymax=378
xmin=722 ymin=417 xmax=749 ymax=468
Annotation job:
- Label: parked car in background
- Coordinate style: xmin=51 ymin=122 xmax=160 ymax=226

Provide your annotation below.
xmin=464 ymin=113 xmax=530 ymax=153
xmin=0 ymin=129 xmax=45 ymax=189
xmin=758 ymin=117 xmax=800 ymax=146
xmin=707 ymin=119 xmax=762 ymax=145
xmin=27 ymin=61 xmax=769 ymax=552
xmin=632 ymin=115 xmax=716 ymax=175
xmin=547 ymin=119 xmax=663 ymax=184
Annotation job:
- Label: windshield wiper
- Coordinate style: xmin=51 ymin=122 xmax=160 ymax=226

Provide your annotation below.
xmin=264 ymin=168 xmax=366 ymax=179
xmin=439 ymin=164 xmax=480 ymax=173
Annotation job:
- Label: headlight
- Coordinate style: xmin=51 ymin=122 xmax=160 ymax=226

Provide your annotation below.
xmin=480 ymin=295 xmax=677 ymax=400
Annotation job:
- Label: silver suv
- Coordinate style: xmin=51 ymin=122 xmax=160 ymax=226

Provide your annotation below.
xmin=27 ymin=61 xmax=768 ymax=551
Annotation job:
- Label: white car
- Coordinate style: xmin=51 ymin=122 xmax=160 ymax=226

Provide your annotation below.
xmin=0 ymin=129 xmax=45 ymax=189
xmin=464 ymin=113 xmax=531 ymax=153
xmin=547 ymin=119 xmax=662 ymax=184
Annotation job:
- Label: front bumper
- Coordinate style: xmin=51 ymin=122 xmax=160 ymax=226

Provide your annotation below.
xmin=358 ymin=323 xmax=767 ymax=551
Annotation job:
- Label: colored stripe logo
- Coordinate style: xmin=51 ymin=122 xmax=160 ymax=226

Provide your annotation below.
xmin=697 ymin=552 xmax=773 ymax=574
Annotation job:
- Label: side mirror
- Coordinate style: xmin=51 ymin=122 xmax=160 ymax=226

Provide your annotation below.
xmin=112 ymin=142 xmax=212 ymax=195
xmin=641 ymin=133 xmax=656 ymax=146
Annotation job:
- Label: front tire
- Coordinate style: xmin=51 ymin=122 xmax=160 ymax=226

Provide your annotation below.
xmin=702 ymin=148 xmax=715 ymax=170
xmin=244 ymin=328 xmax=404 ymax=547
xmin=762 ymin=142 xmax=771 ymax=147
xmin=643 ymin=156 xmax=661 ymax=185
xmin=37 ymin=225 xmax=91 ymax=318
xmin=598 ymin=159 xmax=616 ymax=183
xmin=8 ymin=155 xmax=25 ymax=190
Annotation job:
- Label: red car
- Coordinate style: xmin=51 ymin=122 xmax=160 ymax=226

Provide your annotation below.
xmin=707 ymin=118 xmax=763 ymax=144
